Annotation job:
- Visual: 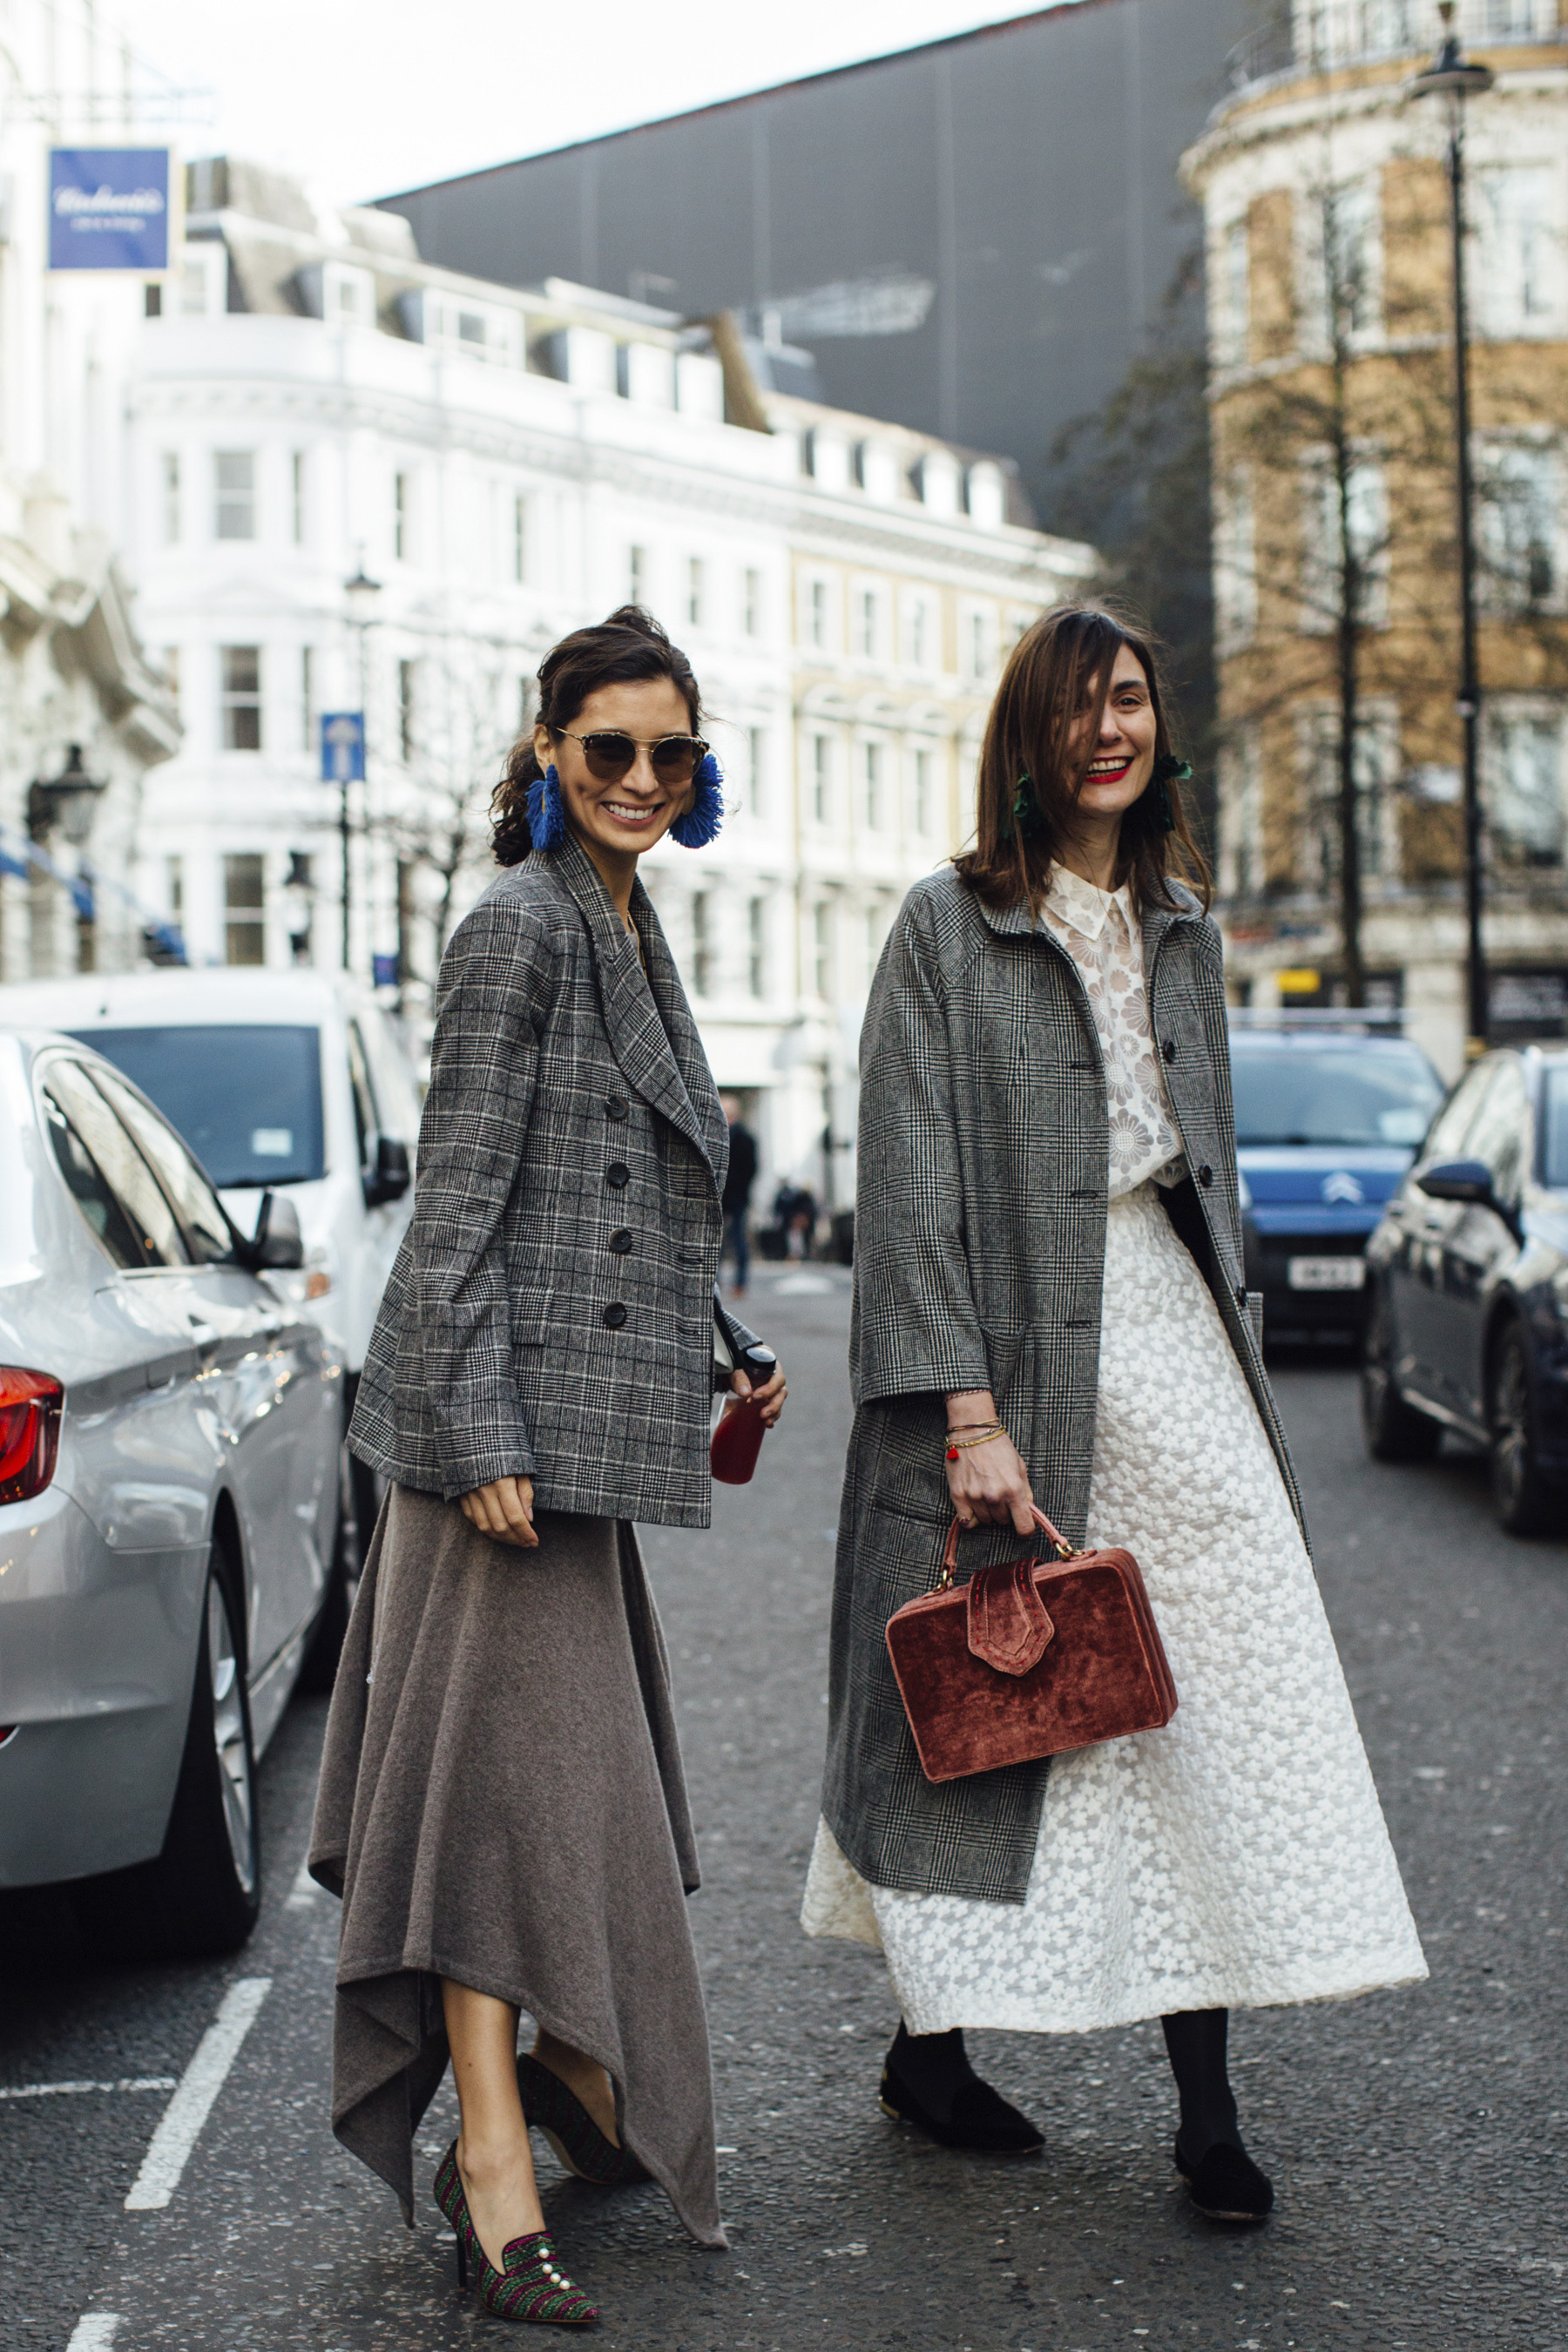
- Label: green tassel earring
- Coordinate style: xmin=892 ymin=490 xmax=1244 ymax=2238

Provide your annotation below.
xmin=1149 ymin=754 xmax=1191 ymax=835
xmin=1007 ymin=771 xmax=1048 ymax=843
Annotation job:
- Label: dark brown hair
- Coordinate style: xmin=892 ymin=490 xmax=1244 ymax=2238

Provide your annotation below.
xmin=491 ymin=605 xmax=703 ymax=866
xmin=953 ymin=601 xmax=1210 ymax=917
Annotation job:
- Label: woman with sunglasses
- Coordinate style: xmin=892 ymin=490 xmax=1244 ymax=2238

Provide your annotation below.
xmin=311 ymin=606 xmax=785 ymax=2325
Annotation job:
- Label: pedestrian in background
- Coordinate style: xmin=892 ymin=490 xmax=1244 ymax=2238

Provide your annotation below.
xmin=720 ymin=1091 xmax=757 ymax=1297
xmin=803 ymin=603 xmax=1425 ymax=2221
xmin=310 ymin=607 xmax=785 ymax=2325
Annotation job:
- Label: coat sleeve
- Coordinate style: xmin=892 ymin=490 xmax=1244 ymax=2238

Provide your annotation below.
xmin=410 ymin=893 xmax=551 ymax=1498
xmin=850 ymin=891 xmax=991 ymax=1407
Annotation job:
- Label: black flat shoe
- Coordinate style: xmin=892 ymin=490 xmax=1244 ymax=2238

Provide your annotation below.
xmin=1173 ymin=2134 xmax=1274 ymax=2220
xmin=880 ymin=2062 xmax=1044 ymax=2156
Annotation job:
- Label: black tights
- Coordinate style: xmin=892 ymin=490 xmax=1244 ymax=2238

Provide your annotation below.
xmin=892 ymin=2008 xmax=1240 ymax=2155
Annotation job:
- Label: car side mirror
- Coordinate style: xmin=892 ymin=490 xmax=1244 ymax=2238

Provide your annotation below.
xmin=1416 ymin=1157 xmax=1520 ymax=1238
xmin=363 ymin=1134 xmax=411 ymax=1208
xmin=252 ymin=1189 xmax=304 ymax=1270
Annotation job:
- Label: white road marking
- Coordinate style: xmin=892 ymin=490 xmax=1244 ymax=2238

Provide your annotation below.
xmin=124 ymin=1977 xmax=272 ymax=2212
xmin=0 ymin=2078 xmax=176 ymax=2100
xmin=65 ymin=2319 xmax=121 ymax=2351
xmin=286 ymin=1860 xmax=323 ymax=1910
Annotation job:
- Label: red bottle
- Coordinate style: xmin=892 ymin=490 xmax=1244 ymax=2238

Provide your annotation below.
xmin=711 ymin=1396 xmax=767 ymax=1484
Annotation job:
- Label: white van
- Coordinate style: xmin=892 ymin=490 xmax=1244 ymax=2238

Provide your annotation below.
xmin=0 ymin=969 xmax=419 ymax=1670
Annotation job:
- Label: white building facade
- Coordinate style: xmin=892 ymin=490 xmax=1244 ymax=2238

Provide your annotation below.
xmin=122 ymin=161 xmax=1091 ymax=1194
xmin=0 ymin=2 xmax=180 ymax=984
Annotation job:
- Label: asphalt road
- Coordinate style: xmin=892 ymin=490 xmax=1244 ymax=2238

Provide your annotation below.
xmin=3 ymin=1272 xmax=1565 ymax=2352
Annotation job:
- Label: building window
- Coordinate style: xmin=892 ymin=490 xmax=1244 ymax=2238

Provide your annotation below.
xmin=1478 ymin=442 xmax=1559 ymax=613
xmin=857 ymin=588 xmax=878 ymax=659
xmin=162 ymin=646 xmax=180 ymax=717
xmin=1222 ymin=216 xmax=1249 ymax=365
xmin=214 ymin=450 xmax=256 ymax=540
xmin=220 ymin=645 xmax=262 ymax=750
xmin=291 ymin=452 xmax=306 ymax=545
xmin=398 ymin=659 xmax=416 ymax=762
xmin=808 ymin=578 xmax=828 ymax=650
xmin=512 ymin=494 xmax=527 ymax=584
xmin=866 ymin=905 xmax=882 ymax=984
xmin=394 ymin=471 xmax=410 ymax=562
xmin=162 ymin=452 xmax=180 ymax=544
xmin=906 ymin=598 xmax=929 ymax=671
xmin=913 ymin=747 xmax=933 ymax=835
xmin=687 ymin=557 xmax=705 ymax=628
xmin=1476 ymin=165 xmax=1554 ymax=335
xmin=968 ymin=610 xmax=988 ymax=680
xmin=747 ymin=896 xmax=766 ymax=998
xmin=1301 ymin=454 xmax=1389 ymax=632
xmin=691 ymin=891 xmax=713 ymax=995
xmin=863 ymin=742 xmax=883 ymax=828
xmin=224 ymin=854 xmax=266 ymax=966
xmin=1215 ymin=471 xmax=1258 ymax=649
xmin=166 ymin=855 xmax=184 ymax=921
xmin=1487 ymin=707 xmax=1565 ymax=868
xmin=1220 ymin=728 xmax=1264 ymax=901
xmin=1301 ymin=707 xmax=1398 ymax=896
xmin=1314 ymin=178 xmax=1382 ymax=344
xmin=746 ymin=727 xmax=766 ymax=818
xmin=813 ymin=901 xmax=832 ymax=998
xmin=301 ymin=646 xmax=314 ymax=752
xmin=743 ymin=567 xmax=761 ymax=637
xmin=812 ymin=735 xmax=831 ymax=824
xmin=629 ymin=544 xmax=647 ymax=605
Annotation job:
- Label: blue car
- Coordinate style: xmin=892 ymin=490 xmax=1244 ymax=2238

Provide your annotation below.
xmin=1230 ymin=1019 xmax=1447 ymax=1345
xmin=1362 ymin=1044 xmax=1568 ymax=1535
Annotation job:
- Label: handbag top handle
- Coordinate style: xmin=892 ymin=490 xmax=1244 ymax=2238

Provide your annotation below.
xmin=934 ymin=1504 xmax=1077 ymax=1592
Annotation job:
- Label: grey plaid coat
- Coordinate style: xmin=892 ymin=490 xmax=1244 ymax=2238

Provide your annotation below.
xmin=350 ymin=835 xmax=738 ymax=1525
xmin=821 ymin=867 xmax=1308 ymax=1903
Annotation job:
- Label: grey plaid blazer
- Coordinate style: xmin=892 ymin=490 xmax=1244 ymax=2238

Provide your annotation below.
xmin=821 ymin=867 xmax=1308 ymax=1903
xmin=350 ymin=835 xmax=738 ymax=1525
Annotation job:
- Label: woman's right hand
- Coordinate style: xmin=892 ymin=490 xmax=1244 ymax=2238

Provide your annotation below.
xmin=943 ymin=1396 xmax=1037 ymax=1535
xmin=458 ymin=1476 xmax=538 ymax=1548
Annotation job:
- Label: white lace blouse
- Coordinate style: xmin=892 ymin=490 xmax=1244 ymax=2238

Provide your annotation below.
xmin=1039 ymin=862 xmax=1186 ymax=1200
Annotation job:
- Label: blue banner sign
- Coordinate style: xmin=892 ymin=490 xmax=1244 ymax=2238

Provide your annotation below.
xmin=321 ymin=713 xmax=366 ymax=783
xmin=49 ymin=149 xmax=172 ymax=273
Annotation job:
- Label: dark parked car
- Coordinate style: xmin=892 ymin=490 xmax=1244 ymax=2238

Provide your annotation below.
xmin=1362 ymin=1044 xmax=1568 ymax=1534
xmin=1231 ymin=1019 xmax=1447 ymax=1344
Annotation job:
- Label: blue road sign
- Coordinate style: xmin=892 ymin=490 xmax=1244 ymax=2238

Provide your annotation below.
xmin=321 ymin=712 xmax=366 ymax=783
xmin=50 ymin=149 xmax=172 ymax=272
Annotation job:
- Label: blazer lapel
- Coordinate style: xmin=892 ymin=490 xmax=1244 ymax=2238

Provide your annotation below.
xmin=547 ymin=838 xmax=718 ymax=1175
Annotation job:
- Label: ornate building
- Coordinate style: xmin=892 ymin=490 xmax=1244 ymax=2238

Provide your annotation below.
xmin=1182 ymin=0 xmax=1568 ymax=1076
xmin=123 ymin=160 xmax=1090 ymax=1194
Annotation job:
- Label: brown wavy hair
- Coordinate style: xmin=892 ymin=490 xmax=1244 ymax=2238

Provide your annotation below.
xmin=953 ymin=601 xmax=1210 ymax=917
xmin=491 ymin=605 xmax=704 ymax=867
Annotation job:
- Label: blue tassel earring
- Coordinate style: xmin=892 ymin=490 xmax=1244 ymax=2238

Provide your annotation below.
xmin=524 ymin=762 xmax=568 ymax=851
xmin=668 ymin=752 xmax=724 ymax=848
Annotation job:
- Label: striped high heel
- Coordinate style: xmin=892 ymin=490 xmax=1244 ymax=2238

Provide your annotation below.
xmin=518 ymin=2053 xmax=648 ymax=2187
xmin=434 ymin=2139 xmax=598 ymax=2328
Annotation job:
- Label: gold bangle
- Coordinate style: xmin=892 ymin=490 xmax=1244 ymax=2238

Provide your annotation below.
xmin=945 ymin=1424 xmax=1005 ymax=1458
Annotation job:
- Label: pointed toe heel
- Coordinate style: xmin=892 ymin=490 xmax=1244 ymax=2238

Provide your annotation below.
xmin=518 ymin=2052 xmax=648 ymax=2187
xmin=434 ymin=2137 xmax=599 ymax=2326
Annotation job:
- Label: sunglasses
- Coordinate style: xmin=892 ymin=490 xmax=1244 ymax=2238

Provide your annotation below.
xmin=556 ymin=729 xmax=709 ymax=786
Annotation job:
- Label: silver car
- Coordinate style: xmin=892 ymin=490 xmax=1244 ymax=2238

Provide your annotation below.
xmin=0 ymin=1028 xmax=342 ymax=1955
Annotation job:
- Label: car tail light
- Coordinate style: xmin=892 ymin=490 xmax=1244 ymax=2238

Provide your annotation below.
xmin=0 ymin=1369 xmax=63 ymax=1504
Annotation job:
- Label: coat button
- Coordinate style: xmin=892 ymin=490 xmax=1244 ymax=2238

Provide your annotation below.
xmin=602 ymin=1302 xmax=627 ymax=1328
xmin=1199 ymin=1164 xmax=1214 ymax=1188
xmin=604 ymin=1095 xmax=629 ymax=1120
xmin=605 ymin=1161 xmax=630 ymax=1189
xmin=1162 ymin=1038 xmax=1176 ymax=1063
xmin=608 ymin=1227 xmax=633 ymax=1254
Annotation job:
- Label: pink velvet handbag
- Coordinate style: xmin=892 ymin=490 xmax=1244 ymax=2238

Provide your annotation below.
xmin=885 ymin=1505 xmax=1178 ymax=1784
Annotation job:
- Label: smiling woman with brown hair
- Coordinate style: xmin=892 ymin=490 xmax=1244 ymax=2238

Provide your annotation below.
xmin=803 ymin=602 xmax=1425 ymax=2222
xmin=311 ymin=607 xmax=784 ymax=2327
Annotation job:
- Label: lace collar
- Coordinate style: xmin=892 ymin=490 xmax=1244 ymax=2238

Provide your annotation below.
xmin=1044 ymin=862 xmax=1135 ymax=946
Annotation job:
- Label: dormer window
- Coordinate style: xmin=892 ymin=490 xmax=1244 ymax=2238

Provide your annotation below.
xmin=324 ymin=263 xmax=375 ymax=327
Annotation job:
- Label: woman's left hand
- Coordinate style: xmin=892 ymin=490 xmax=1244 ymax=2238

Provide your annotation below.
xmin=723 ymin=1362 xmax=787 ymax=1427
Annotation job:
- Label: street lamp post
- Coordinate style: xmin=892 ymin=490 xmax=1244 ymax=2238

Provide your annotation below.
xmin=1409 ymin=3 xmax=1495 ymax=1057
xmin=342 ymin=562 xmax=382 ymax=973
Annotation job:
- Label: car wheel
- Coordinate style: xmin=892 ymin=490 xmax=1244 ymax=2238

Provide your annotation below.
xmin=300 ymin=1439 xmax=373 ymax=1692
xmin=74 ymin=1541 xmax=261 ymax=1960
xmin=1361 ymin=1283 xmax=1442 ymax=1463
xmin=1488 ymin=1320 xmax=1558 ymax=1538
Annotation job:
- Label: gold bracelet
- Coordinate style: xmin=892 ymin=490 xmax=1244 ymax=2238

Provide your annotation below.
xmin=945 ymin=1424 xmax=1005 ymax=1459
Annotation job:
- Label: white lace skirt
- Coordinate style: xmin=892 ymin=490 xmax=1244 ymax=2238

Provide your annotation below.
xmin=801 ymin=1180 xmax=1428 ymax=2033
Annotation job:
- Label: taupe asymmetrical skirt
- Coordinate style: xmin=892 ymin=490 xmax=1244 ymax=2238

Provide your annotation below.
xmin=308 ymin=1484 xmax=723 ymax=2247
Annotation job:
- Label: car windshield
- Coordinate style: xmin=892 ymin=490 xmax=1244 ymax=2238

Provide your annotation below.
xmin=1541 ymin=1067 xmax=1568 ymax=1190
xmin=1230 ymin=1039 xmax=1444 ymax=1149
xmin=70 ymin=1024 xmax=325 ymax=1187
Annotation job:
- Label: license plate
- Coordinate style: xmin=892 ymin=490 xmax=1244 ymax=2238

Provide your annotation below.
xmin=1287 ymin=1256 xmax=1366 ymax=1292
